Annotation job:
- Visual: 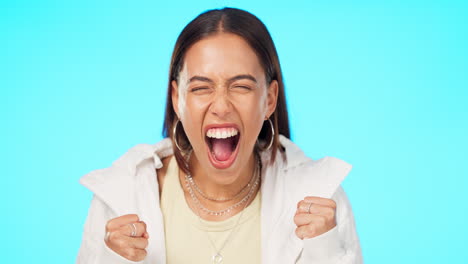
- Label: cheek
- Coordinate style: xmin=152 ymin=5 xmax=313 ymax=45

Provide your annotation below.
xmin=180 ymin=97 xmax=209 ymax=143
xmin=180 ymin=95 xmax=208 ymax=121
xmin=233 ymin=96 xmax=266 ymax=137
xmin=232 ymin=90 xmax=268 ymax=120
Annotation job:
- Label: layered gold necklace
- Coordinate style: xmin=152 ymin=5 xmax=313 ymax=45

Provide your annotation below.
xmin=183 ymin=151 xmax=261 ymax=264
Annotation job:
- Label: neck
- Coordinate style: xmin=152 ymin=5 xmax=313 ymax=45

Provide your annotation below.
xmin=188 ymin=152 xmax=256 ymax=200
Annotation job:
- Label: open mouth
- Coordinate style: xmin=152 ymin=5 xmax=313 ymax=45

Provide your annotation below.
xmin=205 ymin=126 xmax=241 ymax=169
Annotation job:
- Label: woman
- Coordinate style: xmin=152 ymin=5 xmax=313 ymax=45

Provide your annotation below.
xmin=77 ymin=7 xmax=362 ymax=264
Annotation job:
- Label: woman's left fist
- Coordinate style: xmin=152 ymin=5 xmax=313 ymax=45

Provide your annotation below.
xmin=294 ymin=196 xmax=337 ymax=239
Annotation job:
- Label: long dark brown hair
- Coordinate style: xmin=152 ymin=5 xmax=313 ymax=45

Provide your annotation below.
xmin=162 ymin=7 xmax=290 ymax=173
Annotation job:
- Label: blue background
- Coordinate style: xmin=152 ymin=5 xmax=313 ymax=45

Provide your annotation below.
xmin=1 ymin=0 xmax=467 ymax=263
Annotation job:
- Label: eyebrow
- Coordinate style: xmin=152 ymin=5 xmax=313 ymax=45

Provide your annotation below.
xmin=188 ymin=74 xmax=257 ymax=84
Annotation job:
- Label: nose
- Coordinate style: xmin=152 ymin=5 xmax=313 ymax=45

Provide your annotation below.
xmin=209 ymin=89 xmax=232 ymax=119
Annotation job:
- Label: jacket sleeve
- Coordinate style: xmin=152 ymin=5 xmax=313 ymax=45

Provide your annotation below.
xmin=76 ymin=195 xmax=145 ymax=264
xmin=298 ymin=186 xmax=363 ymax=264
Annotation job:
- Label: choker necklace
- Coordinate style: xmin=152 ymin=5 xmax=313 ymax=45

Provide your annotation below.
xmin=185 ymin=170 xmax=259 ymax=216
xmin=183 ymin=151 xmax=262 ymax=264
xmin=187 ymin=172 xmax=254 ymax=202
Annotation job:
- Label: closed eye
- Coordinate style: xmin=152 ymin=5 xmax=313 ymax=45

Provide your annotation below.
xmin=233 ymin=85 xmax=252 ymax=90
xmin=190 ymin=87 xmax=210 ymax=92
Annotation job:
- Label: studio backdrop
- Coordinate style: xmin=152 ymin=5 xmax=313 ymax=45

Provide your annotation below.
xmin=1 ymin=0 xmax=467 ymax=263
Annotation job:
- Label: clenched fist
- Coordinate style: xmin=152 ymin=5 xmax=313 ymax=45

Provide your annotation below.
xmin=104 ymin=214 xmax=149 ymax=262
xmin=294 ymin=196 xmax=337 ymax=239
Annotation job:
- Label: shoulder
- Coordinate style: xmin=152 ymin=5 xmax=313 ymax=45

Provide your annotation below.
xmin=267 ymin=135 xmax=353 ymax=199
xmin=111 ymin=138 xmax=173 ymax=172
xmin=81 ymin=138 xmax=173 ymax=182
xmin=79 ymin=138 xmax=174 ymax=206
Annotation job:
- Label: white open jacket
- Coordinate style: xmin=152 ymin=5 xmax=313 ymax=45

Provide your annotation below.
xmin=77 ymin=135 xmax=363 ymax=264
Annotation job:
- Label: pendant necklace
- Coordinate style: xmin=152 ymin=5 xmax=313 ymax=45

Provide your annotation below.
xmin=183 ymin=151 xmax=262 ymax=264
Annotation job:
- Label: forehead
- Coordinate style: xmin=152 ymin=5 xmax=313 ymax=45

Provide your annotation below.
xmin=183 ymin=33 xmax=264 ymax=80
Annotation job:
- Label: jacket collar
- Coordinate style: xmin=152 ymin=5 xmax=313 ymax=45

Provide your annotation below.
xmin=113 ymin=135 xmax=309 ymax=174
xmin=79 ymin=135 xmax=312 ymax=214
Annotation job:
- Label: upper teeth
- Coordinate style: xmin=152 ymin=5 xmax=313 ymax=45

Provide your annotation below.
xmin=206 ymin=127 xmax=239 ymax=139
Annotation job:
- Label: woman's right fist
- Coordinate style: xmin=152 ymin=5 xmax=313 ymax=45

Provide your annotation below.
xmin=104 ymin=214 xmax=149 ymax=262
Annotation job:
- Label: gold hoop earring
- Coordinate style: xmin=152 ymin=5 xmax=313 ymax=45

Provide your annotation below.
xmin=173 ymin=119 xmax=188 ymax=152
xmin=257 ymin=118 xmax=275 ymax=151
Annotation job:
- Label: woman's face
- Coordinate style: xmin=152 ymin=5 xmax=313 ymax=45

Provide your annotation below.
xmin=172 ymin=33 xmax=278 ymax=183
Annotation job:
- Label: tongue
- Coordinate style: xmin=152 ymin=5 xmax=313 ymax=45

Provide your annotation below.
xmin=211 ymin=138 xmax=234 ymax=161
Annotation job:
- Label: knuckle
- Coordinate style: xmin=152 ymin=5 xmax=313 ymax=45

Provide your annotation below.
xmin=297 ymin=200 xmax=303 ymax=209
xmin=107 ymin=231 xmax=116 ymax=243
xmin=125 ymin=214 xmax=139 ymax=222
xmin=317 ymin=215 xmax=326 ymax=226
xmin=295 ymin=227 xmax=302 ymax=238
xmin=132 ymin=214 xmax=140 ymax=221
xmin=307 ymin=224 xmax=316 ymax=236
xmin=299 ymin=200 xmax=309 ymax=211
xmin=105 ymin=221 xmax=112 ymax=231
xmin=330 ymin=200 xmax=337 ymax=209
xmin=136 ymin=249 xmax=148 ymax=261
xmin=116 ymin=238 xmax=127 ymax=249
xmin=137 ymin=237 xmax=148 ymax=248
xmin=293 ymin=214 xmax=301 ymax=224
xmin=324 ymin=208 xmax=335 ymax=220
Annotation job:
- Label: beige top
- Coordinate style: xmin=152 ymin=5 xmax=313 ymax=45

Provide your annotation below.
xmin=160 ymin=157 xmax=261 ymax=264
